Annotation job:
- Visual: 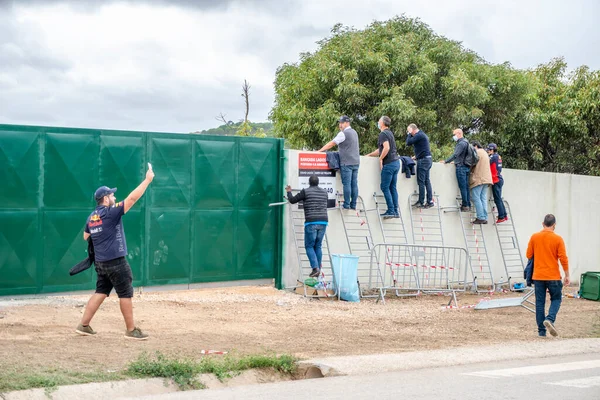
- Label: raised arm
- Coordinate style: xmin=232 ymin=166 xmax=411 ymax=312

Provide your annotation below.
xmin=124 ymin=164 xmax=155 ymax=214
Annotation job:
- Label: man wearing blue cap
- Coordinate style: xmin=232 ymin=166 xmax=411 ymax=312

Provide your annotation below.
xmin=76 ymin=163 xmax=154 ymax=340
xmin=319 ymin=116 xmax=360 ymax=209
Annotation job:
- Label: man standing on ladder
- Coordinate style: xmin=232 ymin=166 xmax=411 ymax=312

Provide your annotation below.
xmin=319 ymin=116 xmax=360 ymax=210
xmin=469 ymin=142 xmax=492 ymax=224
xmin=440 ymin=129 xmax=471 ymax=212
xmin=367 ymin=116 xmax=400 ymax=219
xmin=405 ymin=123 xmax=433 ymax=209
xmin=526 ymin=214 xmax=570 ymax=337
xmin=76 ymin=163 xmax=154 ymax=340
xmin=487 ymin=143 xmax=508 ymax=223
xmin=286 ymin=176 xmax=329 ymax=278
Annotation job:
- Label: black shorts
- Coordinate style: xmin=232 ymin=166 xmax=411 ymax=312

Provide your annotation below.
xmin=94 ymin=257 xmax=134 ymax=298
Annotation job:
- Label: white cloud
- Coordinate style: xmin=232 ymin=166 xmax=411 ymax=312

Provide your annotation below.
xmin=0 ymin=0 xmax=598 ymax=132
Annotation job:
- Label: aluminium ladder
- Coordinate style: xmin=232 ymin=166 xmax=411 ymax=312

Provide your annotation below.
xmin=337 ymin=193 xmax=382 ymax=296
xmin=489 ymin=198 xmax=525 ymax=289
xmin=287 ymin=190 xmax=337 ymax=298
xmin=454 ymin=198 xmax=494 ymax=292
xmin=373 ymin=192 xmax=409 ymax=245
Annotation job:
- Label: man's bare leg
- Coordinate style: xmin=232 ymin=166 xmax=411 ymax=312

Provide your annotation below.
xmin=81 ymin=293 xmax=107 ymax=326
xmin=119 ymin=298 xmax=135 ymax=332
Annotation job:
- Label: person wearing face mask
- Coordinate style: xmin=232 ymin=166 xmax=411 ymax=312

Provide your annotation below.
xmin=367 ymin=116 xmax=400 ymax=218
xmin=440 ymin=129 xmax=471 ymax=211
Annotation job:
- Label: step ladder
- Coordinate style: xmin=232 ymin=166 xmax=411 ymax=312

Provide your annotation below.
xmin=373 ymin=192 xmax=409 ymax=244
xmin=454 ymin=198 xmax=494 ymax=292
xmin=287 ymin=191 xmax=337 ymax=298
xmin=337 ymin=193 xmax=382 ymax=296
xmin=408 ymin=192 xmax=444 ymax=247
xmin=489 ymin=198 xmax=525 ymax=289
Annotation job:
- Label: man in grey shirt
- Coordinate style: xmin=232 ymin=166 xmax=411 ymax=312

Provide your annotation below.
xmin=440 ymin=128 xmax=471 ymax=211
xmin=319 ymin=116 xmax=360 ymax=209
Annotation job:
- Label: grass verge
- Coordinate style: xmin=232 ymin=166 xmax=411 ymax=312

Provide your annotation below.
xmin=126 ymin=352 xmax=298 ymax=390
xmin=0 ymin=352 xmax=298 ymax=393
xmin=0 ymin=367 xmax=127 ymax=393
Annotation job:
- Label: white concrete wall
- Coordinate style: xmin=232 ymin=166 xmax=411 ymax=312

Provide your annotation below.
xmin=282 ymin=150 xmax=599 ymax=288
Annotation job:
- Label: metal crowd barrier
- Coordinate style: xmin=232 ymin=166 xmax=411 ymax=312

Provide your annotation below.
xmin=369 ymin=243 xmax=470 ymax=304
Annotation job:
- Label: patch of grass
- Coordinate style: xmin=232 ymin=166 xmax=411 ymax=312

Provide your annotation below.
xmin=125 ymin=352 xmax=205 ymax=390
xmin=126 ymin=352 xmax=298 ymax=390
xmin=0 ymin=367 xmax=127 ymax=393
xmin=0 ymin=353 xmax=298 ymax=394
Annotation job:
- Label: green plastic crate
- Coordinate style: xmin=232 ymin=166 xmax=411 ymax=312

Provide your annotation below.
xmin=580 ymin=271 xmax=600 ymax=301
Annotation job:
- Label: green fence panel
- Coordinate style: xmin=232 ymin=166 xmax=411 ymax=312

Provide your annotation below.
xmin=0 ymin=124 xmax=284 ymax=296
xmin=0 ymin=211 xmax=39 ymax=295
xmin=0 ymin=130 xmax=39 ymax=208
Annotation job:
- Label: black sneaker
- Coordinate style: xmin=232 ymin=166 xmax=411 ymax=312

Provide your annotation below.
xmin=460 ymin=206 xmax=471 ymax=212
xmin=380 ymin=212 xmax=394 ymax=219
xmin=309 ymin=268 xmax=320 ymax=277
xmin=412 ymin=202 xmax=424 ymax=208
xmin=424 ymin=202 xmax=435 ymax=209
xmin=393 ymin=212 xmax=400 ymax=218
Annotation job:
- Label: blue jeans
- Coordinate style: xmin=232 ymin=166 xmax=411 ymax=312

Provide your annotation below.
xmin=340 ymin=164 xmax=359 ymax=209
xmin=534 ymin=280 xmax=563 ymax=336
xmin=305 ymin=224 xmax=327 ymax=269
xmin=456 ymin=166 xmax=471 ymax=207
xmin=380 ymin=160 xmax=400 ymax=213
xmin=416 ymin=157 xmax=433 ymax=205
xmin=492 ymin=177 xmax=507 ymax=219
xmin=471 ymin=184 xmax=489 ymax=220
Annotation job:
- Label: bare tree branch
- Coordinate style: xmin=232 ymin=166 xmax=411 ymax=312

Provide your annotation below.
xmin=241 ymin=80 xmax=250 ymax=124
xmin=215 ymin=112 xmax=228 ymax=125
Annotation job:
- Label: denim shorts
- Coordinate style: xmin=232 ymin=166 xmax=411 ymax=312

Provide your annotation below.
xmin=95 ymin=257 xmax=134 ymax=298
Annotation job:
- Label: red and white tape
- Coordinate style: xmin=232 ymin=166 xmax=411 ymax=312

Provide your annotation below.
xmin=386 ymin=262 xmax=455 ymax=270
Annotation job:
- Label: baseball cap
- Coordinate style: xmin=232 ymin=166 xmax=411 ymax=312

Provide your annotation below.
xmin=487 ymin=143 xmax=498 ymax=151
xmin=94 ymin=186 xmax=117 ymax=201
xmin=338 ymin=115 xmax=351 ymax=123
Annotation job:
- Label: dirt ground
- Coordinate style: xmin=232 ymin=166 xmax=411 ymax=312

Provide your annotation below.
xmin=0 ymin=285 xmax=598 ymax=373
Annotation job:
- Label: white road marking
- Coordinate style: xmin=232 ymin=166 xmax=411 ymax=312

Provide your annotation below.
xmin=545 ymin=375 xmax=600 ymax=389
xmin=464 ymin=359 xmax=600 ymax=378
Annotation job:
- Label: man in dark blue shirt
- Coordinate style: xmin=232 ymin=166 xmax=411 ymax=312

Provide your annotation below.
xmin=368 ymin=116 xmax=400 ymax=218
xmin=406 ymin=123 xmax=433 ymax=208
xmin=76 ymin=163 xmax=154 ymax=340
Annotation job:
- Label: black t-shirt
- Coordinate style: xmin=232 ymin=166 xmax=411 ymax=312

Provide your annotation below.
xmin=84 ymin=202 xmax=128 ymax=262
xmin=378 ymin=129 xmax=399 ymax=165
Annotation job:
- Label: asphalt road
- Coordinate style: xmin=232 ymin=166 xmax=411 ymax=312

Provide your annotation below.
xmin=130 ymin=352 xmax=600 ymax=400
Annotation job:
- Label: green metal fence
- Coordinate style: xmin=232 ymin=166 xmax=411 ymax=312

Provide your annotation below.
xmin=0 ymin=124 xmax=284 ymax=296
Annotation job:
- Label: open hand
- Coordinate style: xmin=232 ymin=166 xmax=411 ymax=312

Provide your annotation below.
xmin=285 ymin=185 xmax=292 ymax=192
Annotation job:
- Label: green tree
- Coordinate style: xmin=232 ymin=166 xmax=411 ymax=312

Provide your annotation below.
xmin=270 ymin=16 xmax=530 ymax=160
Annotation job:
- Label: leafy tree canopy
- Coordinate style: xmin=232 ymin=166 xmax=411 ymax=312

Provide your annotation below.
xmin=270 ymin=16 xmax=600 ymax=175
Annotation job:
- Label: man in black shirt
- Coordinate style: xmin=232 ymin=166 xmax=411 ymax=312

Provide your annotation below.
xmin=76 ymin=163 xmax=154 ymax=340
xmin=406 ymin=123 xmax=433 ymax=208
xmin=368 ymin=116 xmax=400 ymax=218
xmin=286 ymin=176 xmax=329 ymax=278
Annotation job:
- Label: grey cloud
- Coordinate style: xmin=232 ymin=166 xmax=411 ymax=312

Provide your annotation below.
xmin=2 ymin=0 xmax=286 ymax=13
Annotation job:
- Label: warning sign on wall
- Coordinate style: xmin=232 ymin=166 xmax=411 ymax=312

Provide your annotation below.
xmin=298 ymin=153 xmax=337 ymax=208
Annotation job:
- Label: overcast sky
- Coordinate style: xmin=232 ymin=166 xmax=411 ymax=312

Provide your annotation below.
xmin=0 ymin=0 xmax=598 ymax=133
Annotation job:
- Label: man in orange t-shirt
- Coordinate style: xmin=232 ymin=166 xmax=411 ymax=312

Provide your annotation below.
xmin=526 ymin=214 xmax=570 ymax=337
